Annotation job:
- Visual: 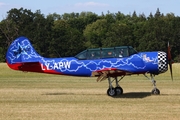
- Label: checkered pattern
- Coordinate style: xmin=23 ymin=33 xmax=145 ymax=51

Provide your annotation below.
xmin=158 ymin=51 xmax=168 ymax=73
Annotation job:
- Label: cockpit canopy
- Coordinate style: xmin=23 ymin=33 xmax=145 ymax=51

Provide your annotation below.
xmin=75 ymin=46 xmax=138 ymax=60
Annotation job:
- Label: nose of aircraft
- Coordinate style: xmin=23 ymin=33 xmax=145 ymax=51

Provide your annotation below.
xmin=158 ymin=51 xmax=168 ymax=74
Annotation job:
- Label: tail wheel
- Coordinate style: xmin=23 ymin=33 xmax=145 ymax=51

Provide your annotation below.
xmin=151 ymin=88 xmax=160 ymax=95
xmin=107 ymin=88 xmax=117 ymax=96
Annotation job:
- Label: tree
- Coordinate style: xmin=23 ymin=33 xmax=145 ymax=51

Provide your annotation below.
xmin=0 ymin=19 xmax=19 ymax=46
xmin=104 ymin=21 xmax=134 ymax=47
xmin=47 ymin=13 xmax=61 ymax=20
xmin=154 ymin=8 xmax=161 ymax=18
xmin=1 ymin=7 xmax=180 ymax=62
xmin=50 ymin=20 xmax=84 ymax=57
xmin=83 ymin=19 xmax=108 ymax=48
xmin=0 ymin=29 xmax=6 ymax=62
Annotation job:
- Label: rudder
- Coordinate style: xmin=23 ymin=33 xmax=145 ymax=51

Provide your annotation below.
xmin=6 ymin=36 xmax=43 ymax=69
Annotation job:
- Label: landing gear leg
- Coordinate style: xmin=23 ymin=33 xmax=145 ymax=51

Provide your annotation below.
xmin=107 ymin=77 xmax=116 ymax=96
xmin=115 ymin=76 xmax=123 ymax=95
xmin=150 ymin=74 xmax=160 ymax=95
xmin=144 ymin=74 xmax=160 ymax=95
xmin=106 ymin=76 xmax=124 ymax=96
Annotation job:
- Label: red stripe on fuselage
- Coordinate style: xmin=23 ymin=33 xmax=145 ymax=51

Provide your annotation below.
xmin=6 ymin=61 xmax=62 ymax=75
xmin=95 ymin=68 xmax=117 ymax=72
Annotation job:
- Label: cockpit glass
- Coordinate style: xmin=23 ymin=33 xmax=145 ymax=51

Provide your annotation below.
xmin=75 ymin=46 xmax=138 ymax=60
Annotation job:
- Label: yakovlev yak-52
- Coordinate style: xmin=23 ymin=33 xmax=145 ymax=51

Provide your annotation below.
xmin=6 ymin=37 xmax=173 ymax=96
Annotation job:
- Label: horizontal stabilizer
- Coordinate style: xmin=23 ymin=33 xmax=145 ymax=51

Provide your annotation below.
xmin=7 ymin=62 xmax=43 ymax=73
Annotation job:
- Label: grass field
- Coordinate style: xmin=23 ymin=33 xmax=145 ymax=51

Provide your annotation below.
xmin=0 ymin=63 xmax=180 ymax=120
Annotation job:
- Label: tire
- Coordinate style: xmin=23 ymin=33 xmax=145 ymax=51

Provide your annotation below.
xmin=151 ymin=88 xmax=160 ymax=95
xmin=115 ymin=87 xmax=123 ymax=95
xmin=107 ymin=88 xmax=117 ymax=96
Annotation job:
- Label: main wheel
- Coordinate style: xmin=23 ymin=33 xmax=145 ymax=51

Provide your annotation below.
xmin=115 ymin=87 xmax=123 ymax=95
xmin=107 ymin=88 xmax=117 ymax=96
xmin=151 ymin=88 xmax=160 ymax=95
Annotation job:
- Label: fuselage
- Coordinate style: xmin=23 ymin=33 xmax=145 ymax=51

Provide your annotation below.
xmin=6 ymin=36 xmax=168 ymax=77
xmin=39 ymin=51 xmax=167 ymax=76
xmin=7 ymin=51 xmax=167 ymax=77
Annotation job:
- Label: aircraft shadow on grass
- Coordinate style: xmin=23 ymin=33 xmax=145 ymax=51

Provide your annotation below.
xmin=43 ymin=92 xmax=152 ymax=98
xmin=113 ymin=92 xmax=152 ymax=98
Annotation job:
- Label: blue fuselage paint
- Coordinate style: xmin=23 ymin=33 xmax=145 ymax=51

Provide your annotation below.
xmin=6 ymin=36 xmax=166 ymax=76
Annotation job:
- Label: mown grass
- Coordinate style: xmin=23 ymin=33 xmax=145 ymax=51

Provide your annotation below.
xmin=0 ymin=63 xmax=180 ymax=120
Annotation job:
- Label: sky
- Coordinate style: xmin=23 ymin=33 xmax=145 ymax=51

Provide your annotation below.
xmin=0 ymin=0 xmax=180 ymax=20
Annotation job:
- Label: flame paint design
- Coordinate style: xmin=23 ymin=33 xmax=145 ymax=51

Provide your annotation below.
xmin=6 ymin=37 xmax=159 ymax=76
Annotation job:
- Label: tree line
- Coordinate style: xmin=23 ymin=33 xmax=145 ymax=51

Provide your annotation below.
xmin=0 ymin=8 xmax=180 ymax=62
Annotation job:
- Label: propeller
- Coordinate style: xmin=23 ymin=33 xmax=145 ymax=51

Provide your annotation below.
xmin=167 ymin=42 xmax=173 ymax=80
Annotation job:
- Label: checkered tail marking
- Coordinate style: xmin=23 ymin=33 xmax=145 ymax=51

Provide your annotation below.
xmin=158 ymin=51 xmax=168 ymax=73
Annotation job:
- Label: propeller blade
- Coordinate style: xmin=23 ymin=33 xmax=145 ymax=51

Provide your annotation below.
xmin=169 ymin=61 xmax=173 ymax=80
xmin=167 ymin=42 xmax=173 ymax=80
xmin=167 ymin=42 xmax=172 ymax=61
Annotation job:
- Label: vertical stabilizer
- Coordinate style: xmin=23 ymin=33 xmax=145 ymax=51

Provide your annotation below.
xmin=6 ymin=36 xmax=42 ymax=65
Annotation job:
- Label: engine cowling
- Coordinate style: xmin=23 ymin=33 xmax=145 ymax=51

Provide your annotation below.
xmin=157 ymin=51 xmax=168 ymax=74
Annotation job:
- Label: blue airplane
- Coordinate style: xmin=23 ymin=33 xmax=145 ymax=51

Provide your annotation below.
xmin=6 ymin=36 xmax=173 ymax=96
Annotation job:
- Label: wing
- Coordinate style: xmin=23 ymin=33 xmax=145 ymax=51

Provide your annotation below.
xmin=91 ymin=68 xmax=133 ymax=82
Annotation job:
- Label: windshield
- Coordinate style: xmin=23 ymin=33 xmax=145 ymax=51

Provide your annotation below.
xmin=75 ymin=46 xmax=138 ymax=60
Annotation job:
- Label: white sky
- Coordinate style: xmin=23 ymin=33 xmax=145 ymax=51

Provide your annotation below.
xmin=0 ymin=0 xmax=180 ymax=20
